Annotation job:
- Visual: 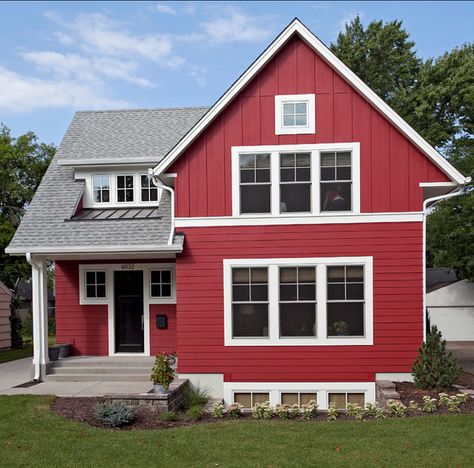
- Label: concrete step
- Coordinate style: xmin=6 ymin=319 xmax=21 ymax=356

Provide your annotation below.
xmin=43 ymin=373 xmax=151 ymax=382
xmin=48 ymin=366 xmax=152 ymax=375
xmin=51 ymin=357 xmax=155 ymax=368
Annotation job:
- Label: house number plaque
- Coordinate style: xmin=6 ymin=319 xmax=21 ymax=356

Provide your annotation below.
xmin=121 ymin=264 xmax=135 ymax=270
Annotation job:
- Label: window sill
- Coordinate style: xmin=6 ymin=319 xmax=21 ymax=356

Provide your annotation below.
xmin=225 ymin=337 xmax=373 ymax=346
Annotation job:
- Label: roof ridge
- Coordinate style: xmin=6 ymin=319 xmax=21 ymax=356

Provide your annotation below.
xmin=75 ymin=106 xmax=211 ymax=114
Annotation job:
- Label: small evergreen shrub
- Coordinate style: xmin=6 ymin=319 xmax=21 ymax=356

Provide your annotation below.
xmin=300 ymin=400 xmax=318 ymax=419
xmin=187 ymin=405 xmax=204 ymax=421
xmin=95 ymin=402 xmax=134 ymax=427
xmin=252 ymin=401 xmax=273 ymax=419
xmin=182 ymin=383 xmax=210 ymax=410
xmin=160 ymin=411 xmax=178 ymax=422
xmin=387 ymin=400 xmax=407 ymax=417
xmin=346 ymin=403 xmax=364 ymax=420
xmin=422 ymin=396 xmax=437 ymax=413
xmin=227 ymin=403 xmax=243 ymax=418
xmin=211 ymin=401 xmax=225 ymax=418
xmin=327 ymin=403 xmax=338 ymax=421
xmin=412 ymin=326 xmax=462 ymax=390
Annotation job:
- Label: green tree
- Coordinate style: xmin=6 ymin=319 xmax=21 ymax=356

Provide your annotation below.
xmin=0 ymin=124 xmax=55 ymax=288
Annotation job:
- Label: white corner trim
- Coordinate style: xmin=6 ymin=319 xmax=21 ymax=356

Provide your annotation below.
xmin=274 ymin=94 xmax=315 ymax=135
xmin=175 ymin=212 xmax=423 ymax=228
xmin=151 ymin=19 xmax=466 ymax=185
xmin=223 ymin=382 xmax=376 ymax=409
xmin=223 ymin=256 xmax=373 ymax=347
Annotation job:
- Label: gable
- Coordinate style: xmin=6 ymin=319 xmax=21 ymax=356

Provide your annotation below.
xmin=154 ymin=19 xmax=466 ymax=188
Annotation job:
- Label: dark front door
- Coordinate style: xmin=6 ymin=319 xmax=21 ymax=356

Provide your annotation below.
xmin=114 ymin=270 xmax=144 ymax=353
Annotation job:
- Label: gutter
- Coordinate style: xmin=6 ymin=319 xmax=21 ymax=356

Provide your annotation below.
xmin=150 ymin=171 xmax=175 ymax=246
xmin=26 ymin=253 xmax=41 ymax=381
xmin=422 ymin=177 xmax=471 ymax=341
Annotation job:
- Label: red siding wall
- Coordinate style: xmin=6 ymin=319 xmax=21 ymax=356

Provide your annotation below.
xmin=170 ymin=36 xmax=449 ymax=217
xmin=55 ymin=261 xmax=108 ymax=356
xmin=176 ymin=222 xmax=423 ymax=382
xmin=150 ymin=304 xmax=177 ymax=355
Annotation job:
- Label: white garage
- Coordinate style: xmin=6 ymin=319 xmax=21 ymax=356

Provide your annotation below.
xmin=427 ymin=279 xmax=474 ymax=341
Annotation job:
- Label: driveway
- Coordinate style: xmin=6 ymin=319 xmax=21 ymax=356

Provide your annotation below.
xmin=0 ymin=357 xmax=31 ymax=392
xmin=447 ymin=342 xmax=474 ymax=373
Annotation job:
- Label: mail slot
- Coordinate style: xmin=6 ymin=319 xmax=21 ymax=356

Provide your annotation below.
xmin=156 ymin=314 xmax=168 ymax=329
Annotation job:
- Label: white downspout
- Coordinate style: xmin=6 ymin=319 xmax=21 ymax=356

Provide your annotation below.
xmin=149 ymin=172 xmax=175 ymax=246
xmin=422 ymin=183 xmax=469 ymax=341
xmin=26 ymin=253 xmax=41 ymax=381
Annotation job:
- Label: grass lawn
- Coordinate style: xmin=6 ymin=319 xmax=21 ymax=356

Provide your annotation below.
xmin=0 ymin=396 xmax=473 ymax=467
xmin=0 ymin=347 xmax=32 ymax=364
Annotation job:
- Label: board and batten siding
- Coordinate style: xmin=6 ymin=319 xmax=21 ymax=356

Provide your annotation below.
xmin=170 ymin=36 xmax=449 ymax=218
xmin=175 ymin=222 xmax=423 ymax=382
xmin=0 ymin=285 xmax=12 ymax=349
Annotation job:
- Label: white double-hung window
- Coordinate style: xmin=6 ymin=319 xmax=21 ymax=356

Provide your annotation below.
xmin=224 ymin=257 xmax=373 ymax=346
xmin=232 ymin=143 xmax=360 ymax=217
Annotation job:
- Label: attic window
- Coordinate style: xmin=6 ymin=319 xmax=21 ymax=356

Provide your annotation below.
xmin=275 ymin=94 xmax=315 ymax=135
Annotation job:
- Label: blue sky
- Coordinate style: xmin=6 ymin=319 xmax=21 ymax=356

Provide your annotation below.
xmin=1 ymin=1 xmax=473 ymax=145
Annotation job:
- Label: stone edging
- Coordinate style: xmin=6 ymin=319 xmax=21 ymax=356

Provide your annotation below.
xmin=376 ymin=380 xmax=401 ymax=408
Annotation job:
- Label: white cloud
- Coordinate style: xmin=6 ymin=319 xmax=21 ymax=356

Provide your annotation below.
xmin=338 ymin=11 xmax=362 ymax=30
xmin=52 ymin=31 xmax=74 ymax=45
xmin=0 ymin=66 xmax=129 ymax=112
xmin=153 ymin=4 xmax=177 ymax=15
xmin=200 ymin=9 xmax=274 ymax=43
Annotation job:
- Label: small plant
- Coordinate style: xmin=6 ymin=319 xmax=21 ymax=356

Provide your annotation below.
xmin=187 ymin=405 xmax=204 ymax=421
xmin=228 ymin=403 xmax=244 ymax=418
xmin=407 ymin=400 xmax=420 ymax=412
xmin=438 ymin=393 xmax=450 ymax=407
xmin=290 ymin=403 xmax=300 ymax=418
xmin=412 ymin=325 xmax=462 ymax=390
xmin=95 ymin=402 xmax=135 ymax=428
xmin=346 ymin=403 xmax=364 ymax=420
xmin=182 ymin=383 xmax=210 ymax=410
xmin=252 ymin=401 xmax=273 ymax=419
xmin=300 ymin=400 xmax=318 ymax=419
xmin=327 ymin=403 xmax=338 ymax=421
xmin=160 ymin=411 xmax=177 ymax=422
xmin=211 ymin=401 xmax=225 ymax=418
xmin=446 ymin=394 xmax=469 ymax=413
xmin=422 ymin=396 xmax=438 ymax=413
xmin=150 ymin=353 xmax=175 ymax=391
xmin=387 ymin=400 xmax=407 ymax=417
xmin=274 ymin=404 xmax=292 ymax=420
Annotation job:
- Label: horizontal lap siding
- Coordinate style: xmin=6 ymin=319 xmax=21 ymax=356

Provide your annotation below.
xmin=0 ymin=292 xmax=11 ymax=348
xmin=55 ymin=261 xmax=108 ymax=356
xmin=150 ymin=304 xmax=177 ymax=355
xmin=176 ymin=222 xmax=423 ymax=382
xmin=171 ymin=36 xmax=450 ymax=218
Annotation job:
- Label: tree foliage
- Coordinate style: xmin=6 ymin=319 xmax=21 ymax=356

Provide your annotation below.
xmin=0 ymin=124 xmax=55 ymax=288
xmin=331 ymin=18 xmax=474 ymax=280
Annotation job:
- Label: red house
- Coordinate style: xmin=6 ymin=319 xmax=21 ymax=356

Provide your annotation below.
xmin=7 ymin=19 xmax=468 ymax=409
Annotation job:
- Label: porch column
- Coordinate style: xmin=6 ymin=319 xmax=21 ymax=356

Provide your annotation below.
xmin=30 ymin=255 xmax=49 ymax=380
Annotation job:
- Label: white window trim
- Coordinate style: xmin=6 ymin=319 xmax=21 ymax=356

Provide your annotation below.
xmin=78 ymin=263 xmax=176 ymax=356
xmin=223 ymin=382 xmax=376 ymax=410
xmin=275 ymin=94 xmax=315 ymax=135
xmin=223 ymin=256 xmax=373 ymax=346
xmin=79 ymin=172 xmax=163 ymax=209
xmin=231 ymin=143 xmax=360 ymax=218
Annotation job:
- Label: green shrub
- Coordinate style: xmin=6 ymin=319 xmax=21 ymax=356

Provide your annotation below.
xmin=407 ymin=400 xmax=420 ymax=412
xmin=227 ymin=403 xmax=243 ymax=418
xmin=438 ymin=393 xmax=450 ymax=407
xmin=412 ymin=326 xmax=462 ymax=390
xmin=346 ymin=403 xmax=364 ymax=420
xmin=274 ymin=404 xmax=292 ymax=419
xmin=211 ymin=401 xmax=225 ymax=418
xmin=327 ymin=403 xmax=338 ymax=421
xmin=252 ymin=401 xmax=273 ymax=419
xmin=300 ymin=400 xmax=318 ymax=419
xmin=422 ymin=396 xmax=437 ymax=413
xmin=95 ymin=402 xmax=134 ymax=427
xmin=150 ymin=353 xmax=175 ymax=391
xmin=187 ymin=405 xmax=204 ymax=421
xmin=160 ymin=411 xmax=177 ymax=422
xmin=10 ymin=313 xmax=23 ymax=349
xmin=182 ymin=383 xmax=209 ymax=410
xmin=387 ymin=400 xmax=407 ymax=417
xmin=447 ymin=394 xmax=468 ymax=413
xmin=48 ymin=317 xmax=56 ymax=336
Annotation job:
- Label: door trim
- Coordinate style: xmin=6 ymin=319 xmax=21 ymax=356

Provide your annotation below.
xmin=78 ymin=263 xmax=176 ymax=356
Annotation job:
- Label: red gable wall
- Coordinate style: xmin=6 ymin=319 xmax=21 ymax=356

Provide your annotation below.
xmin=170 ymin=35 xmax=449 ymax=217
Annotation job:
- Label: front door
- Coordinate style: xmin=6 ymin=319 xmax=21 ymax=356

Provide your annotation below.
xmin=114 ymin=270 xmax=144 ymax=353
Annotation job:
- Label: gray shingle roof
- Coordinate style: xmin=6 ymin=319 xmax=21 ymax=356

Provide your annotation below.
xmin=7 ymin=107 xmax=209 ymax=254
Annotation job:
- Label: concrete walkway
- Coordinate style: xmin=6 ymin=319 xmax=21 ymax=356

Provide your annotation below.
xmin=0 ymin=357 xmax=152 ymax=396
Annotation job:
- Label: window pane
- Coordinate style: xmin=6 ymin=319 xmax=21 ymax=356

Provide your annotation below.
xmin=280 ymin=267 xmax=297 ymax=283
xmin=296 ymin=153 xmax=311 ymax=167
xmin=240 ymin=169 xmax=255 ymax=183
xmin=96 ymin=285 xmax=106 ymax=298
xmin=125 ymin=176 xmax=134 ymax=188
xmin=327 ymin=303 xmax=364 ymax=337
xmin=346 ymin=283 xmax=364 ymax=300
xmin=336 ymin=166 xmax=351 ymax=180
xmin=280 ymin=168 xmax=294 ymax=182
xmin=295 ymin=168 xmax=310 ymax=181
xmin=280 ymin=284 xmax=297 ymax=301
xmin=298 ymin=284 xmax=316 ymax=301
xmin=295 ymin=102 xmax=307 ymax=114
xmin=86 ymin=285 xmax=96 ymax=298
xmin=233 ymin=285 xmax=249 ymax=302
xmin=240 ymin=154 xmax=255 ymax=169
xmin=117 ymin=176 xmax=124 ymax=188
xmin=253 ymin=393 xmax=270 ymax=405
xmin=295 ymin=114 xmax=307 ymax=126
xmin=280 ymin=303 xmax=316 ymax=337
xmin=321 ymin=153 xmax=335 ymax=167
xmin=240 ymin=185 xmax=271 ymax=214
xmin=161 ymin=284 xmax=171 ymax=297
xmin=347 ymin=393 xmax=365 ymax=406
xmin=92 ymin=176 xmax=101 ymax=189
xmin=233 ymin=268 xmax=249 ymax=284
xmin=151 ymin=271 xmax=161 ymax=284
xmin=300 ymin=393 xmax=317 ymax=405
xmin=346 ymin=266 xmax=363 ymax=282
xmin=321 ymin=182 xmax=352 ymax=211
xmin=86 ymin=272 xmax=95 ymax=285
xmin=255 ymin=154 xmax=270 ymax=168
xmin=126 ymin=189 xmax=134 ymax=202
xmin=102 ymin=190 xmax=110 ymax=203
xmin=251 ymin=268 xmax=267 ymax=283
xmin=328 ymin=393 xmax=346 ymax=409
xmin=96 ymin=272 xmax=106 ymax=284
xmin=255 ymin=169 xmax=270 ymax=183
xmin=280 ymin=184 xmax=311 ymax=213
xmin=151 ymin=285 xmax=161 ymax=297
xmin=150 ymin=188 xmax=158 ymax=201
xmin=280 ymin=153 xmax=295 ymax=167
xmin=327 ymin=283 xmax=345 ymax=300
xmin=283 ymin=102 xmax=295 ymax=114
xmin=321 ymin=167 xmax=336 ymax=181
xmin=141 ymin=189 xmax=149 ymax=201
xmin=299 ymin=267 xmax=315 ymax=282
xmin=232 ymin=304 xmax=268 ymax=337
xmin=283 ymin=114 xmax=295 ymax=126
xmin=281 ymin=393 xmax=299 ymax=405
xmin=117 ymin=191 xmax=125 ymax=202
xmin=234 ymin=393 xmax=251 ymax=408
xmin=161 ymin=270 xmax=171 ymax=283
xmin=327 ymin=266 xmax=345 ymax=282
xmin=336 ymin=152 xmax=351 ymax=166
xmin=251 ymin=285 xmax=268 ymax=301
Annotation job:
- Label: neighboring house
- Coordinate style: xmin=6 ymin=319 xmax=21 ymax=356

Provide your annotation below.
xmin=0 ymin=281 xmax=13 ymax=349
xmin=15 ymin=278 xmax=55 ymax=320
xmin=427 ymin=269 xmax=474 ymax=341
xmin=6 ymin=20 xmax=469 ymax=408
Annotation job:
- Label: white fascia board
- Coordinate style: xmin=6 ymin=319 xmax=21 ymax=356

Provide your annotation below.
xmin=59 ymin=158 xmax=156 ymax=167
xmin=419 ymin=182 xmax=458 ymax=188
xmin=151 ymin=19 xmax=467 ymax=185
xmin=5 ymin=244 xmax=183 ymax=255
